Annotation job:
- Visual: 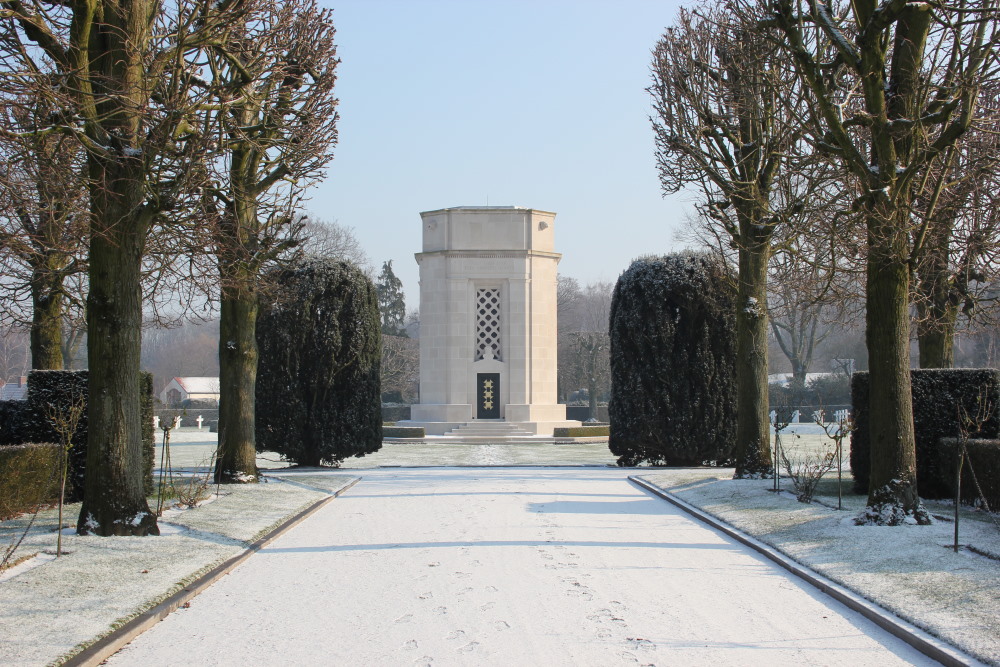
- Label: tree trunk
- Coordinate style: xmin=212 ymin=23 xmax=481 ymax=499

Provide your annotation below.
xmin=733 ymin=236 xmax=773 ymax=478
xmin=30 ymin=266 xmax=64 ymax=370
xmin=861 ymin=208 xmax=929 ymax=524
xmin=77 ymin=158 xmax=158 ymax=536
xmin=215 ymin=280 xmax=260 ymax=483
xmin=916 ymin=228 xmax=958 ymax=369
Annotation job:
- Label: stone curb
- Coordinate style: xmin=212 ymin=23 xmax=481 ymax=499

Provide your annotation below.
xmin=62 ymin=477 xmax=361 ymax=667
xmin=628 ymin=476 xmax=983 ymax=667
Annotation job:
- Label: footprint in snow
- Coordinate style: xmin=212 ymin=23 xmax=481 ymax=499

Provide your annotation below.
xmin=493 ymin=620 xmax=510 ymax=631
xmin=413 ymin=656 xmax=434 ymax=666
xmin=395 ymin=613 xmax=413 ymax=624
xmin=457 ymin=641 xmax=480 ymax=654
xmin=433 ymin=606 xmax=448 ymax=615
xmin=419 ymin=592 xmax=433 ymax=600
xmin=445 ymin=630 xmax=467 ymax=641
xmin=480 ymin=601 xmax=495 ymax=611
xmin=403 ymin=640 xmax=419 ymax=650
xmin=485 ymin=585 xmax=499 ymax=592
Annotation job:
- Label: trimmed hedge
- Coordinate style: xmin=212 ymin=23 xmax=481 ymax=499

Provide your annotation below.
xmin=0 ymin=400 xmax=32 ymax=446
xmin=609 ymin=254 xmax=737 ymax=467
xmin=381 ymin=405 xmax=411 ymax=422
xmin=851 ymin=368 xmax=1000 ymax=498
xmin=383 ymin=426 xmax=425 ymax=438
xmin=256 ymin=258 xmax=383 ymax=466
xmin=939 ymin=438 xmax=1000 ymax=510
xmin=554 ymin=426 xmax=610 ymax=437
xmin=0 ymin=443 xmax=61 ymax=520
xmin=0 ymin=371 xmax=155 ymax=502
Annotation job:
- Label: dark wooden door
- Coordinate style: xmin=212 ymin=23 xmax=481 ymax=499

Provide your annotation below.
xmin=477 ymin=373 xmax=500 ymax=419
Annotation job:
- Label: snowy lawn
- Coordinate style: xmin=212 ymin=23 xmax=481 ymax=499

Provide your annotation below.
xmin=0 ymin=473 xmax=357 ymax=666
xmin=639 ymin=469 xmax=1000 ymax=666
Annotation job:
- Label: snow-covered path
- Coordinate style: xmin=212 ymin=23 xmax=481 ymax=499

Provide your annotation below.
xmin=107 ymin=468 xmax=935 ymax=666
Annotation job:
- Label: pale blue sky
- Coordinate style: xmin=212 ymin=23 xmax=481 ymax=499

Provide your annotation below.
xmin=310 ymin=0 xmax=693 ymax=309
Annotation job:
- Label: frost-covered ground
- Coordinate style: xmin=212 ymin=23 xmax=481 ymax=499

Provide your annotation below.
xmin=640 ymin=470 xmax=1000 ymax=666
xmin=3 ymin=431 xmax=997 ymax=665
xmin=106 ymin=468 xmax=937 ymax=666
xmin=0 ymin=473 xmax=357 ymax=665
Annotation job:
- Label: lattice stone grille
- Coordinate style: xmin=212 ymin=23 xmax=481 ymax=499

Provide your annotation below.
xmin=476 ymin=288 xmax=501 ymax=361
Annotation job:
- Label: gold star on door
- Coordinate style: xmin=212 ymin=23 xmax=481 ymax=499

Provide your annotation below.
xmin=482 ymin=378 xmax=494 ymax=410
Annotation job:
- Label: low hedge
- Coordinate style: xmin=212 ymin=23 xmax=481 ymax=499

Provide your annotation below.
xmin=851 ymin=369 xmax=1000 ymax=498
xmin=554 ymin=425 xmax=610 ymax=437
xmin=939 ymin=438 xmax=1000 ymax=510
xmin=383 ymin=426 xmax=425 ymax=438
xmin=1 ymin=371 xmax=156 ymax=502
xmin=0 ymin=443 xmax=61 ymax=520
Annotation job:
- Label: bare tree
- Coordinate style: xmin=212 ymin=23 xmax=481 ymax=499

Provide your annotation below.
xmin=202 ymin=0 xmax=339 ymax=483
xmin=650 ymin=2 xmax=831 ymax=477
xmin=1 ymin=0 xmax=253 ymax=535
xmin=771 ymin=0 xmax=999 ymax=523
xmin=0 ymin=93 xmax=88 ymax=369
xmin=913 ymin=89 xmax=1000 ymax=368
xmin=299 ymin=216 xmax=372 ymax=274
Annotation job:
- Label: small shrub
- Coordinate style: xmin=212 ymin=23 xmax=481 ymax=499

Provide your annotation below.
xmin=553 ymin=426 xmax=610 ymax=437
xmin=383 ymin=426 xmax=425 ymax=438
xmin=779 ymin=443 xmax=836 ymax=503
xmin=0 ymin=444 xmax=61 ymax=520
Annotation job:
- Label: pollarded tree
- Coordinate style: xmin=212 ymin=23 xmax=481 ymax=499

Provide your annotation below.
xmin=204 ymin=0 xmax=339 ymax=483
xmin=771 ymin=0 xmax=999 ymax=524
xmin=650 ymin=2 xmax=834 ymax=477
xmin=1 ymin=0 xmax=252 ymax=535
xmin=912 ymin=90 xmax=1000 ymax=368
xmin=608 ymin=254 xmax=737 ymax=467
xmin=0 ymin=95 xmax=88 ymax=370
xmin=256 ymin=257 xmax=381 ymax=467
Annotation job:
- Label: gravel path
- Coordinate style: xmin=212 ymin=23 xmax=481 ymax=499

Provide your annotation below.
xmin=106 ymin=468 xmax=935 ymax=666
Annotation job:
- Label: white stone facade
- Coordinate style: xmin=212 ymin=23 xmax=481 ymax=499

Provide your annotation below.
xmin=407 ymin=206 xmax=575 ymax=435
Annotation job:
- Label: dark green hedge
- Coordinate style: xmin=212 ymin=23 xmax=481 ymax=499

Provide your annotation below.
xmin=383 ymin=426 xmax=425 ymax=438
xmin=609 ymin=254 xmax=737 ymax=467
xmin=939 ymin=438 xmax=1000 ymax=510
xmin=851 ymin=369 xmax=1000 ymax=498
xmin=0 ymin=371 xmax=155 ymax=502
xmin=0 ymin=443 xmax=61 ymax=520
xmin=256 ymin=258 xmax=382 ymax=466
xmin=554 ymin=426 xmax=610 ymax=437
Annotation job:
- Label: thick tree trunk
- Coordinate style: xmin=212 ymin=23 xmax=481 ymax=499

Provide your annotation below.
xmin=861 ymin=210 xmax=929 ymax=525
xmin=30 ymin=268 xmax=64 ymax=370
xmin=733 ymin=238 xmax=773 ymax=478
xmin=215 ymin=282 xmax=260 ymax=483
xmin=77 ymin=160 xmax=158 ymax=536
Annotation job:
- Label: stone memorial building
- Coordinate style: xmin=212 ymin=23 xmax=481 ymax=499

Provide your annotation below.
xmin=404 ymin=206 xmax=578 ymax=437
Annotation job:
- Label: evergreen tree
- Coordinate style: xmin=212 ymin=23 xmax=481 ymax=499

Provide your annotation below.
xmin=608 ymin=254 xmax=737 ymax=467
xmin=256 ymin=257 xmax=382 ymax=466
xmin=376 ymin=261 xmax=407 ymax=336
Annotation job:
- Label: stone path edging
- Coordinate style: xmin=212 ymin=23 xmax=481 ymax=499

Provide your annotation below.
xmin=628 ymin=475 xmax=983 ymax=667
xmin=61 ymin=477 xmax=361 ymax=667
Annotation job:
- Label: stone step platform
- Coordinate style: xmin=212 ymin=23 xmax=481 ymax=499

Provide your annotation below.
xmin=445 ymin=421 xmax=537 ymax=438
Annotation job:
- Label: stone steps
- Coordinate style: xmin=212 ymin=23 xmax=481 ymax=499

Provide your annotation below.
xmin=445 ymin=422 xmax=537 ymax=438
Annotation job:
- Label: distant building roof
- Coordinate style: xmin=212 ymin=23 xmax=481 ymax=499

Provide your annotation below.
xmin=0 ymin=377 xmax=28 ymax=401
xmin=767 ymin=372 xmax=834 ymax=387
xmin=173 ymin=377 xmax=220 ymax=394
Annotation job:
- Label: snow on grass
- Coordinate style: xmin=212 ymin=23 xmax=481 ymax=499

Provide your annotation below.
xmin=0 ymin=474 xmax=358 ymax=666
xmin=639 ymin=469 xmax=1000 ymax=666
